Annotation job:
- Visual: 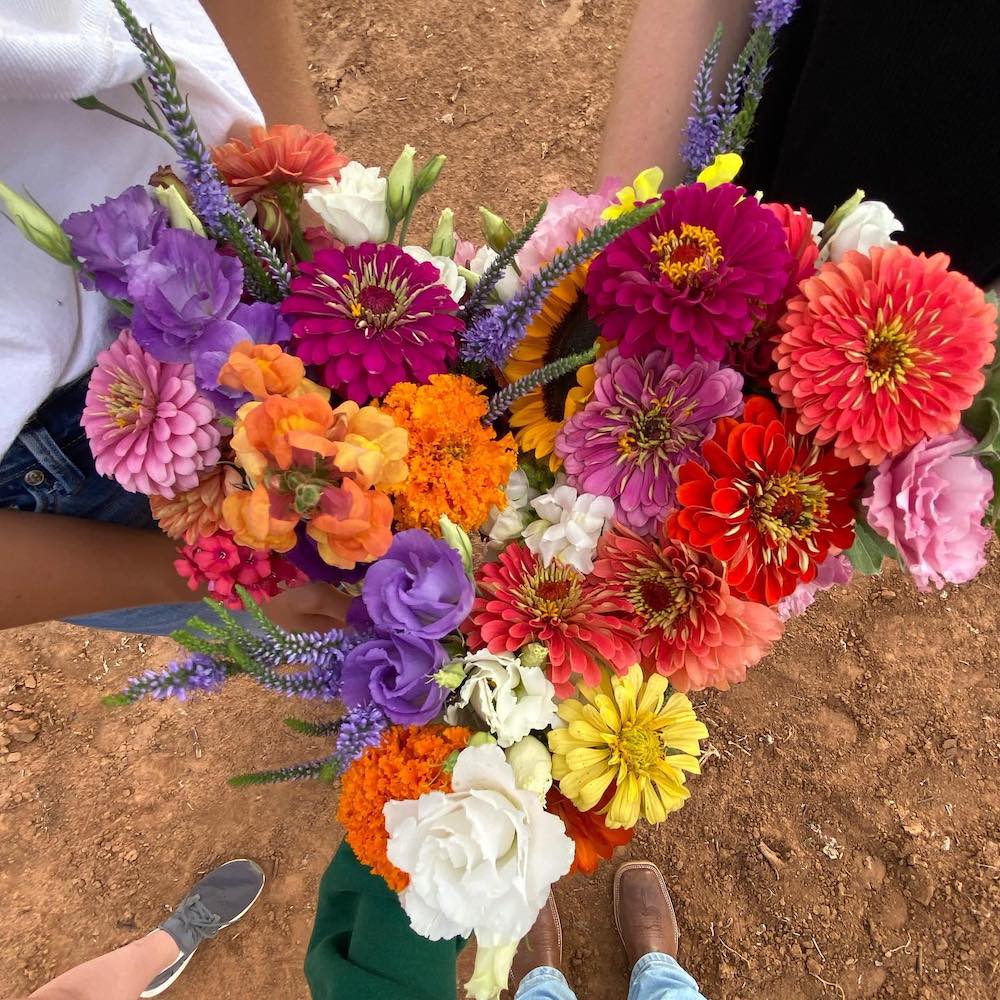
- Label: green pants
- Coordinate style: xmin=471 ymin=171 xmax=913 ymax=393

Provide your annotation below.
xmin=305 ymin=840 xmax=464 ymax=1000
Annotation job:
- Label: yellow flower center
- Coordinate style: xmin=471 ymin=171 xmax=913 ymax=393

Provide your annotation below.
xmin=105 ymin=377 xmax=143 ymax=428
xmin=629 ymin=569 xmax=691 ymax=631
xmin=651 ymin=223 xmax=723 ymax=288
xmin=613 ymin=724 xmax=662 ymax=775
xmin=751 ymin=471 xmax=830 ymax=549
xmin=617 ymin=391 xmax=700 ymax=462
xmin=865 ymin=316 xmax=916 ymax=391
xmin=519 ymin=564 xmax=583 ymax=622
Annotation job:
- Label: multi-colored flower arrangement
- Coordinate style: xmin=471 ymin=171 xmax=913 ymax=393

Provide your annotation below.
xmin=4 ymin=3 xmax=998 ymax=998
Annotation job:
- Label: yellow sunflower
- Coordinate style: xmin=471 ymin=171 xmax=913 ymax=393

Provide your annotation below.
xmin=503 ymin=261 xmax=606 ymax=472
xmin=548 ymin=664 xmax=708 ymax=830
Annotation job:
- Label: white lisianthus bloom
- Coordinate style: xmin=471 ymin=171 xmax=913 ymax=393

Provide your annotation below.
xmin=304 ymin=161 xmax=390 ymax=245
xmin=470 ymin=244 xmax=520 ymax=301
xmin=451 ymin=650 xmax=557 ymax=748
xmin=522 ymin=484 xmax=615 ymax=574
xmin=823 ymin=200 xmax=903 ymax=262
xmin=482 ymin=468 xmax=539 ymax=545
xmin=403 ymin=245 xmax=467 ymax=304
xmin=505 ymin=735 xmax=554 ymax=799
xmin=384 ymin=744 xmax=574 ymax=949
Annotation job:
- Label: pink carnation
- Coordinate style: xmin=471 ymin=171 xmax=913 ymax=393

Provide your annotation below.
xmin=83 ymin=329 xmax=221 ymax=498
xmin=864 ymin=429 xmax=993 ymax=591
xmin=776 ymin=554 xmax=852 ymax=621
xmin=517 ymin=179 xmax=619 ymax=276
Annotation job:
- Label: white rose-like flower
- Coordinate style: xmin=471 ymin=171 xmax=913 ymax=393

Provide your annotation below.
xmin=470 ymin=245 xmax=520 ymax=302
xmin=522 ymin=484 xmax=615 ymax=573
xmin=403 ymin=245 xmax=467 ymax=304
xmin=384 ymin=744 xmax=575 ymax=947
xmin=824 ymin=200 xmax=903 ymax=262
xmin=483 ymin=468 xmax=539 ymax=545
xmin=452 ymin=650 xmax=557 ymax=748
xmin=304 ymin=161 xmax=390 ymax=245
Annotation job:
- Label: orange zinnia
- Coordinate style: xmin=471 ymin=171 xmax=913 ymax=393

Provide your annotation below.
xmin=219 ymin=341 xmax=306 ymax=399
xmin=337 ymin=725 xmax=470 ymax=891
xmin=150 ymin=465 xmax=243 ymax=544
xmin=546 ymin=786 xmax=635 ymax=876
xmin=243 ymin=393 xmax=338 ymax=470
xmin=212 ymin=124 xmax=348 ymax=203
xmin=306 ymin=479 xmax=393 ymax=568
xmin=221 ymin=484 xmax=299 ymax=552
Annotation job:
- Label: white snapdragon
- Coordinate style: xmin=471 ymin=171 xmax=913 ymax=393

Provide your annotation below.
xmin=522 ymin=484 xmax=615 ymax=573
xmin=483 ymin=468 xmax=538 ymax=545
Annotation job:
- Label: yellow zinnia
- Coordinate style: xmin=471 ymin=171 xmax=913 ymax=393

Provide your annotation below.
xmin=548 ymin=664 xmax=707 ymax=830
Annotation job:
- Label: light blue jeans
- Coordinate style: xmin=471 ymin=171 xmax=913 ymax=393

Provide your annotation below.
xmin=515 ymin=953 xmax=707 ymax=1000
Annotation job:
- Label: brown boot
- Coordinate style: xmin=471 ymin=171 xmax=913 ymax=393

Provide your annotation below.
xmin=509 ymin=894 xmax=562 ymax=991
xmin=613 ymin=861 xmax=679 ymax=967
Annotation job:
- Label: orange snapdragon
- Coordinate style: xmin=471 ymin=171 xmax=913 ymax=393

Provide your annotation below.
xmin=307 ymin=479 xmax=394 ymax=568
xmin=219 ymin=341 xmax=306 ymax=399
xmin=329 ymin=401 xmax=409 ymax=490
xmin=222 ymin=484 xmax=299 ymax=552
xmin=243 ymin=393 xmax=339 ymax=470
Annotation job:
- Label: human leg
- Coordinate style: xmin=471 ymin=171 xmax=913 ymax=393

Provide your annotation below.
xmin=511 ymin=895 xmax=576 ymax=1000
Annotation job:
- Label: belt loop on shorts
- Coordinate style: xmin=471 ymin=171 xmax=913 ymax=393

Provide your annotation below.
xmin=16 ymin=422 xmax=87 ymax=495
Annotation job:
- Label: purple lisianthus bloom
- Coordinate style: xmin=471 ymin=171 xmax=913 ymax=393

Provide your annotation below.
xmin=341 ymin=631 xmax=448 ymax=725
xmin=127 ymin=228 xmax=244 ymax=362
xmin=62 ymin=185 xmax=168 ymax=298
xmin=556 ymin=348 xmax=744 ymax=533
xmin=354 ymin=529 xmax=473 ymax=639
xmin=193 ymin=302 xmax=292 ymax=415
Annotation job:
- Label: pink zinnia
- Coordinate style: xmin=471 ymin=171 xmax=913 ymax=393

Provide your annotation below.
xmin=591 ymin=524 xmax=783 ymax=693
xmin=556 ymin=348 xmax=744 ymax=534
xmin=863 ymin=428 xmax=993 ymax=591
xmin=517 ymin=179 xmax=619 ymax=276
xmin=772 ymin=246 xmax=997 ymax=466
xmin=281 ymin=244 xmax=463 ymax=402
xmin=585 ymin=183 xmax=793 ymax=367
xmin=83 ymin=330 xmax=221 ymax=498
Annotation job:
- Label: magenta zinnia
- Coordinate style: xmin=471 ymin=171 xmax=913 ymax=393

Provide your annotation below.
xmin=464 ymin=542 xmax=640 ymax=697
xmin=82 ymin=329 xmax=221 ymax=498
xmin=556 ymin=348 xmax=743 ymax=534
xmin=586 ymin=183 xmax=793 ymax=367
xmin=281 ymin=244 xmax=463 ymax=402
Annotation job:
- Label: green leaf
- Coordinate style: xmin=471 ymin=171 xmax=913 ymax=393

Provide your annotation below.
xmin=846 ymin=517 xmax=900 ymax=575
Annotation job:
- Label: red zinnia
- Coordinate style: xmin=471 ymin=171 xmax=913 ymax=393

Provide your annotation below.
xmin=772 ymin=246 xmax=997 ymax=466
xmin=670 ymin=397 xmax=864 ymax=605
xmin=591 ymin=524 xmax=782 ymax=692
xmin=546 ymin=786 xmax=635 ymax=876
xmin=464 ymin=542 xmax=639 ymax=697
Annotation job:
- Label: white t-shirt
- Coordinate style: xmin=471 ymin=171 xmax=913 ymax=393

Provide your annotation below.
xmin=0 ymin=0 xmax=262 ymax=457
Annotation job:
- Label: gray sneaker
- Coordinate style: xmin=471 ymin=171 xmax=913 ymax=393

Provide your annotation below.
xmin=140 ymin=858 xmax=266 ymax=998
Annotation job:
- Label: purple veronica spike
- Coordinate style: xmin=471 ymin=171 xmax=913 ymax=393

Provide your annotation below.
xmin=751 ymin=0 xmax=799 ymax=31
xmin=122 ymin=653 xmax=227 ymax=702
xmin=334 ymin=704 xmax=389 ymax=768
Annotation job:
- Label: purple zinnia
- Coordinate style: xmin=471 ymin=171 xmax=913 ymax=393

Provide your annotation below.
xmin=341 ymin=631 xmax=448 ymax=725
xmin=586 ymin=183 xmax=793 ymax=367
xmin=62 ymin=185 xmax=168 ymax=298
xmin=127 ymin=228 xmax=244 ymax=363
xmin=193 ymin=301 xmax=292 ymax=415
xmin=555 ymin=348 xmax=744 ymax=534
xmin=280 ymin=244 xmax=463 ymax=402
xmin=349 ymin=529 xmax=474 ymax=640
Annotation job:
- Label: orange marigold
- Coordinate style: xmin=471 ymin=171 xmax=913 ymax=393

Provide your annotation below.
xmin=383 ymin=374 xmax=517 ymax=533
xmin=219 ymin=341 xmax=306 ymax=399
xmin=212 ymin=124 xmax=348 ymax=203
xmin=150 ymin=465 xmax=242 ymax=544
xmin=337 ymin=725 xmax=470 ymax=891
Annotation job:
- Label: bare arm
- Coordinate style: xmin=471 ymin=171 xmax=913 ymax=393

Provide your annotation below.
xmin=201 ymin=0 xmax=325 ymax=132
xmin=597 ymin=0 xmax=755 ymax=187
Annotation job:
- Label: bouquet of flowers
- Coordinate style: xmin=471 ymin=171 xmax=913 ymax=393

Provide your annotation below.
xmin=4 ymin=2 xmax=998 ymax=997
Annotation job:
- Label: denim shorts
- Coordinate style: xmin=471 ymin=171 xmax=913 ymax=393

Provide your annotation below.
xmin=1 ymin=375 xmax=204 ymax=635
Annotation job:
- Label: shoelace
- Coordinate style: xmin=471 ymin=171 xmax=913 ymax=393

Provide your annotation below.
xmin=174 ymin=893 xmax=224 ymax=941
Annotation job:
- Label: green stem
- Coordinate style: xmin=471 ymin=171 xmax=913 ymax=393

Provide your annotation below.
xmin=73 ymin=96 xmax=173 ymax=147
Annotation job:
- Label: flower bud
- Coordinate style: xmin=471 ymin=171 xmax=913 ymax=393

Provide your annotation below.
xmin=0 ymin=179 xmax=75 ymax=266
xmin=153 ymin=184 xmax=206 ymax=236
xmin=505 ymin=735 xmax=553 ymax=799
xmin=294 ymin=482 xmax=323 ymax=515
xmin=479 ymin=206 xmax=515 ymax=252
xmin=518 ymin=642 xmax=549 ymax=670
xmin=429 ymin=208 xmax=456 ymax=258
xmin=414 ymin=154 xmax=446 ymax=197
xmin=439 ymin=514 xmax=474 ymax=575
xmin=434 ymin=660 xmax=467 ymax=690
xmin=442 ymin=748 xmax=462 ymax=774
xmin=386 ymin=144 xmax=416 ymax=224
xmin=822 ymin=189 xmax=865 ymax=241
xmin=469 ymin=731 xmax=498 ymax=748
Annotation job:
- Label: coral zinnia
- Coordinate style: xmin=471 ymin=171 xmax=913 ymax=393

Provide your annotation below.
xmin=772 ymin=246 xmax=998 ymax=466
xmin=337 ymin=725 xmax=470 ymax=892
xmin=464 ymin=541 xmax=639 ymax=697
xmin=281 ymin=244 xmax=464 ymax=402
xmin=556 ymin=348 xmax=743 ymax=533
xmin=82 ymin=330 xmax=221 ymax=498
xmin=151 ymin=464 xmax=243 ymax=544
xmin=546 ymin=786 xmax=635 ymax=876
xmin=548 ymin=664 xmax=707 ymax=829
xmin=383 ymin=374 xmax=517 ymax=533
xmin=591 ymin=524 xmax=783 ymax=692
xmin=670 ymin=397 xmax=865 ymax=604
xmin=586 ymin=183 xmax=793 ymax=367
xmin=503 ymin=262 xmax=602 ymax=472
xmin=212 ymin=124 xmax=348 ymax=203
